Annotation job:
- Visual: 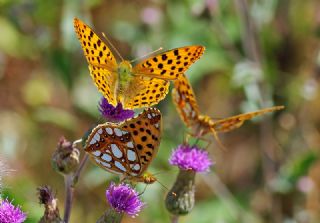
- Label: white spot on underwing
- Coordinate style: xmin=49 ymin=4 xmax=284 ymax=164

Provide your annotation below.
xmin=92 ymin=150 xmax=101 ymax=157
xmin=132 ymin=164 xmax=140 ymax=171
xmin=93 ymin=133 xmax=100 ymax=141
xmin=111 ymin=144 xmax=122 ymax=158
xmin=115 ymin=161 xmax=126 ymax=172
xmin=94 ymin=158 xmax=111 ymax=168
xmin=89 ymin=137 xmax=96 ymax=145
xmin=127 ymin=150 xmax=136 ymax=161
xmin=114 ymin=128 xmax=123 ymax=136
xmin=102 ymin=153 xmax=112 ymax=162
xmin=105 ymin=127 xmax=113 ymax=135
xmin=126 ymin=141 xmax=134 ymax=148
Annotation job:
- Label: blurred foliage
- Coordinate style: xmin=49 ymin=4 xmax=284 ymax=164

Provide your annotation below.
xmin=1 ymin=0 xmax=320 ymax=222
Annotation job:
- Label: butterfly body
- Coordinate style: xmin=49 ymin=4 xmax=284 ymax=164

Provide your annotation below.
xmin=74 ymin=18 xmax=205 ymax=109
xmin=85 ymin=108 xmax=162 ymax=184
xmin=125 ymin=172 xmax=157 ymax=184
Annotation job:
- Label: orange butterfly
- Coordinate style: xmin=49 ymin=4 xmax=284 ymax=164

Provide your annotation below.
xmin=172 ymin=73 xmax=284 ymax=145
xmin=74 ymin=18 xmax=204 ymax=109
xmin=85 ymin=108 xmax=161 ymax=184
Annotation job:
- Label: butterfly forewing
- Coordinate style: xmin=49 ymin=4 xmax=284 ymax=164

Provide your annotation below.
xmin=133 ymin=46 xmax=205 ymax=80
xmin=74 ymin=18 xmax=118 ymax=69
xmin=172 ymin=73 xmax=200 ymax=127
xmin=121 ymin=108 xmax=162 ymax=174
xmin=89 ymin=66 xmax=117 ymax=106
xmin=85 ymin=108 xmax=162 ymax=179
xmin=211 ymin=106 xmax=285 ymax=133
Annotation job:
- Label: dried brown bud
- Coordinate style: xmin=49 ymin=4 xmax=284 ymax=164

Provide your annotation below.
xmin=52 ymin=137 xmax=80 ymax=175
xmin=37 ymin=186 xmax=63 ymax=223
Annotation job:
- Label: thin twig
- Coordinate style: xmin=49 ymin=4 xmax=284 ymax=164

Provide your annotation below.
xmin=200 ymin=173 xmax=244 ymax=221
xmin=234 ymin=0 xmax=262 ymax=63
xmin=208 ymin=1 xmax=242 ymax=62
xmin=233 ymin=0 xmax=282 ymax=221
xmin=210 ymin=19 xmax=243 ymax=62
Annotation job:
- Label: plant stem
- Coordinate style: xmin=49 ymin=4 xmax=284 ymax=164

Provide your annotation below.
xmin=63 ymin=174 xmax=73 ymax=223
xmin=63 ymin=151 xmax=89 ymax=222
xmin=72 ymin=153 xmax=89 ymax=187
xmin=171 ymin=215 xmax=179 ymax=223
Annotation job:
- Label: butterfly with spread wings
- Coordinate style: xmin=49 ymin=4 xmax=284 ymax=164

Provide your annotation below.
xmin=74 ymin=18 xmax=204 ymax=109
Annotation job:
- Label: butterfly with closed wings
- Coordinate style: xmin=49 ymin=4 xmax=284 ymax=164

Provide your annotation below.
xmin=85 ymin=108 xmax=162 ymax=184
xmin=172 ymin=73 xmax=284 ymax=144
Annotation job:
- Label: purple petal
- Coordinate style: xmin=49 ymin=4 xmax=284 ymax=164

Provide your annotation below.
xmin=0 ymin=199 xmax=27 ymax=223
xmin=98 ymin=98 xmax=134 ymax=123
xmin=106 ymin=183 xmax=145 ymax=217
xmin=169 ymin=144 xmax=213 ymax=172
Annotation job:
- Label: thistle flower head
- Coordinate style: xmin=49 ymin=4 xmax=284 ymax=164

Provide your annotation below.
xmin=106 ymin=182 xmax=145 ymax=217
xmin=169 ymin=144 xmax=213 ymax=172
xmin=0 ymin=199 xmax=26 ymax=223
xmin=99 ymin=98 xmax=134 ymax=123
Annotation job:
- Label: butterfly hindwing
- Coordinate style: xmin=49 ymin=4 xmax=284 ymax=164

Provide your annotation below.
xmin=123 ymin=77 xmax=170 ymax=109
xmin=85 ymin=108 xmax=162 ymax=179
xmin=133 ymin=46 xmax=205 ymax=80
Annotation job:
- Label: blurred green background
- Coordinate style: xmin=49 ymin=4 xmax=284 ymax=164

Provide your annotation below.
xmin=1 ymin=0 xmax=320 ymax=222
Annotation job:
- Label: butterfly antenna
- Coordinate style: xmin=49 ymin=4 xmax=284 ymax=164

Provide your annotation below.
xmin=101 ymin=32 xmax=124 ymax=61
xmin=152 ymin=169 xmax=177 ymax=176
xmin=156 ymin=180 xmax=176 ymax=197
xmin=130 ymin=47 xmax=163 ymax=63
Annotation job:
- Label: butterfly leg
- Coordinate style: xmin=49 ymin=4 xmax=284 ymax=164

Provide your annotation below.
xmin=186 ymin=130 xmax=213 ymax=149
xmin=138 ymin=184 xmax=148 ymax=196
xmin=209 ymin=127 xmax=227 ymax=151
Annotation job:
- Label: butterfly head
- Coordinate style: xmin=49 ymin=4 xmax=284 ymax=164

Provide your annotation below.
xmin=118 ymin=60 xmax=133 ymax=76
xmin=141 ymin=172 xmax=157 ymax=184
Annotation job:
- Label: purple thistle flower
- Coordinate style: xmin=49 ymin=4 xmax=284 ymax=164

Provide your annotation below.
xmin=169 ymin=144 xmax=213 ymax=172
xmin=0 ymin=199 xmax=26 ymax=223
xmin=106 ymin=182 xmax=145 ymax=217
xmin=99 ymin=98 xmax=135 ymax=123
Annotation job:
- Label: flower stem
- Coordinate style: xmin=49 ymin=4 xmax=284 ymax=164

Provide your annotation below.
xmin=171 ymin=215 xmax=179 ymax=223
xmin=63 ymin=174 xmax=74 ymax=223
xmin=72 ymin=153 xmax=89 ymax=187
xmin=96 ymin=209 xmax=124 ymax=223
xmin=63 ymin=150 xmax=89 ymax=222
